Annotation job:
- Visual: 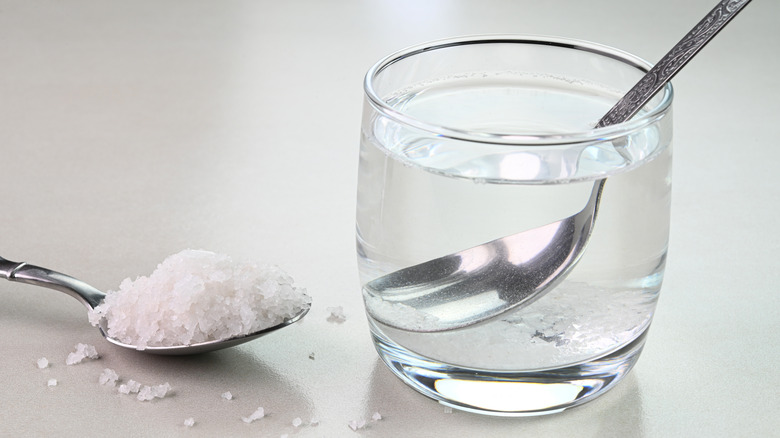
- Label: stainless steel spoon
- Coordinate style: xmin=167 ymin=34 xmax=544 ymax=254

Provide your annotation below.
xmin=0 ymin=255 xmax=309 ymax=355
xmin=364 ymin=0 xmax=751 ymax=332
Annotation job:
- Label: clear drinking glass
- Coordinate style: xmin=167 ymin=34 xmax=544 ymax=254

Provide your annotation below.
xmin=356 ymin=35 xmax=672 ymax=416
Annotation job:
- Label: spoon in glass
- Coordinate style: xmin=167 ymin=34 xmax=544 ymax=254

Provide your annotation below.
xmin=0 ymin=255 xmax=309 ymax=355
xmin=363 ymin=0 xmax=751 ymax=332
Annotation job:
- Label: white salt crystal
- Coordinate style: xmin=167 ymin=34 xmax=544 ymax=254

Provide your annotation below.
xmin=372 ymin=412 xmax=382 ymax=421
xmin=99 ymin=368 xmax=119 ymax=386
xmin=326 ymin=306 xmax=347 ymax=323
xmin=364 ymin=295 xmax=440 ymax=331
xmin=88 ymin=250 xmax=311 ymax=349
xmin=347 ymin=419 xmax=366 ymax=431
xmin=221 ymin=391 xmax=233 ymax=400
xmin=118 ymin=379 xmax=141 ymax=394
xmin=47 ymin=379 xmax=57 ymax=387
xmin=183 ymin=418 xmax=195 ymax=427
xmin=292 ymin=417 xmax=302 ymax=427
xmin=66 ymin=343 xmax=99 ymax=365
xmin=241 ymin=407 xmax=265 ymax=423
xmin=37 ymin=358 xmax=49 ymax=369
xmin=137 ymin=382 xmax=171 ymax=401
xmin=443 ymin=406 xmax=453 ymax=414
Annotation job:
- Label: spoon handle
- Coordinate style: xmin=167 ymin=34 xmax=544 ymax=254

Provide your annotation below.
xmin=0 ymin=255 xmax=105 ymax=310
xmin=596 ymin=0 xmax=751 ymax=128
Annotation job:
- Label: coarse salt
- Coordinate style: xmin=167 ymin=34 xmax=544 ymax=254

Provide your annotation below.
xmin=326 ymin=306 xmax=347 ymax=323
xmin=37 ymin=358 xmax=49 ymax=369
xmin=242 ymin=407 xmax=265 ymax=423
xmin=183 ymin=418 xmax=195 ymax=427
xmin=348 ymin=419 xmax=366 ymax=431
xmin=99 ymin=368 xmax=119 ymax=386
xmin=66 ymin=343 xmax=99 ymax=365
xmin=221 ymin=391 xmax=233 ymax=400
xmin=88 ymin=250 xmax=311 ymax=349
xmin=137 ymin=382 xmax=172 ymax=401
xmin=292 ymin=417 xmax=302 ymax=427
xmin=118 ymin=379 xmax=142 ymax=394
xmin=47 ymin=379 xmax=57 ymax=387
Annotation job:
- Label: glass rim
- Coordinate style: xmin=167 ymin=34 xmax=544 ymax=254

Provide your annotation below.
xmin=363 ymin=34 xmax=674 ymax=146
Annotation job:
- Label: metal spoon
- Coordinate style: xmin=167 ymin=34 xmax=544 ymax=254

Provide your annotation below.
xmin=0 ymin=255 xmax=309 ymax=355
xmin=363 ymin=0 xmax=751 ymax=332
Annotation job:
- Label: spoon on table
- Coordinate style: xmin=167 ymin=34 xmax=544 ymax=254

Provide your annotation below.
xmin=363 ymin=0 xmax=751 ymax=332
xmin=0 ymin=255 xmax=309 ymax=355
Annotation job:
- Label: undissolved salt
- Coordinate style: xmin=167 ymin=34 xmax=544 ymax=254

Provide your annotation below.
xmin=88 ymin=249 xmax=311 ymax=349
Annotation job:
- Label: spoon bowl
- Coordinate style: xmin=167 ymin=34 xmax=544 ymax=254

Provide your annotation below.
xmin=0 ymin=255 xmax=309 ymax=355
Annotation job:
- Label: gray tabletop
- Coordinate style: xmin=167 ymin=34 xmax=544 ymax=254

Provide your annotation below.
xmin=1 ymin=0 xmax=778 ymax=436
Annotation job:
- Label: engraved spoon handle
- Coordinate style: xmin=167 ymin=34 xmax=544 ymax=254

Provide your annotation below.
xmin=596 ymin=0 xmax=751 ymax=128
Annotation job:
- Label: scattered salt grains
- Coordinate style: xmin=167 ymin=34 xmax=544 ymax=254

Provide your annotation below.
xmin=242 ymin=407 xmax=265 ymax=423
xmin=221 ymin=391 xmax=233 ymax=400
xmin=326 ymin=306 xmax=347 ymax=323
xmin=183 ymin=418 xmax=195 ymax=427
xmin=88 ymin=249 xmax=311 ymax=349
xmin=348 ymin=419 xmax=367 ymax=431
xmin=47 ymin=379 xmax=57 ymax=387
xmin=136 ymin=383 xmax=172 ymax=401
xmin=292 ymin=417 xmax=302 ymax=427
xmin=99 ymin=368 xmax=119 ymax=386
xmin=118 ymin=379 xmax=142 ymax=394
xmin=65 ymin=343 xmax=99 ymax=365
xmin=37 ymin=357 xmax=49 ymax=369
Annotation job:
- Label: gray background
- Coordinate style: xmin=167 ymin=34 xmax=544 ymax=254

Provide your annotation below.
xmin=1 ymin=0 xmax=777 ymax=436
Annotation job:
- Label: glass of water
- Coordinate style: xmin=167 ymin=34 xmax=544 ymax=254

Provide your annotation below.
xmin=356 ymin=35 xmax=672 ymax=416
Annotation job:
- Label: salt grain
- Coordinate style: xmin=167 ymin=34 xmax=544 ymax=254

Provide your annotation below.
xmin=137 ymin=382 xmax=172 ymax=401
xmin=88 ymin=250 xmax=311 ymax=349
xmin=242 ymin=407 xmax=265 ymax=423
xmin=118 ymin=379 xmax=141 ymax=394
xmin=99 ymin=368 xmax=119 ymax=386
xmin=443 ymin=406 xmax=453 ymax=414
xmin=292 ymin=417 xmax=302 ymax=427
xmin=37 ymin=358 xmax=49 ymax=369
xmin=221 ymin=391 xmax=233 ymax=400
xmin=47 ymin=379 xmax=57 ymax=387
xmin=348 ymin=419 xmax=366 ymax=431
xmin=66 ymin=343 xmax=99 ymax=365
xmin=326 ymin=306 xmax=347 ymax=323
xmin=372 ymin=412 xmax=382 ymax=421
xmin=183 ymin=418 xmax=195 ymax=427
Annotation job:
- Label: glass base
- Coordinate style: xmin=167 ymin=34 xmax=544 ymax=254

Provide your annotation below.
xmin=372 ymin=327 xmax=648 ymax=416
